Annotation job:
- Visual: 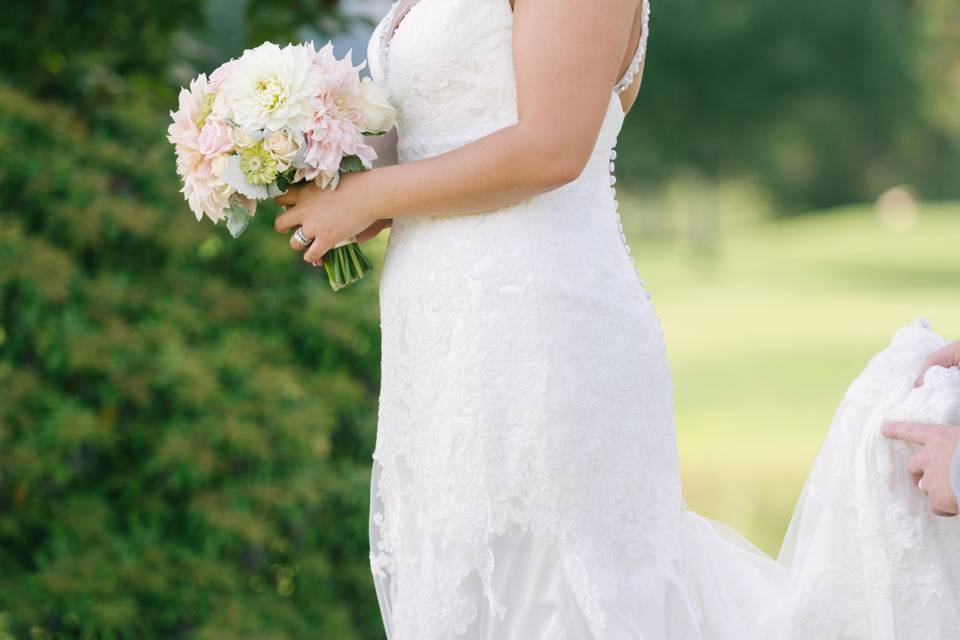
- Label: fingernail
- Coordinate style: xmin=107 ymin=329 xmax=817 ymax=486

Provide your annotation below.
xmin=914 ymin=376 xmax=923 ymax=387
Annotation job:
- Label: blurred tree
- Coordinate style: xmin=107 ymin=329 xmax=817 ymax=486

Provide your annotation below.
xmin=913 ymin=0 xmax=960 ymax=199
xmin=0 ymin=0 xmax=351 ymax=112
xmin=0 ymin=1 xmax=202 ymax=106
xmin=0 ymin=82 xmax=384 ymax=637
xmin=619 ymin=0 xmax=959 ymax=211
xmin=0 ymin=3 xmax=408 ymax=637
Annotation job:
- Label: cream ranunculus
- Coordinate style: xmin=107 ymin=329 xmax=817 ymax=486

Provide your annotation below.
xmin=211 ymin=154 xmax=232 ymax=181
xmin=264 ymin=128 xmax=303 ymax=168
xmin=232 ymin=125 xmax=259 ymax=149
xmin=359 ymin=77 xmax=397 ymax=134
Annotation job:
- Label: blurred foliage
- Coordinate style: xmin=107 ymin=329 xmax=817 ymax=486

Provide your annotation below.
xmin=0 ymin=81 xmax=384 ymax=637
xmin=0 ymin=3 xmax=400 ymax=637
xmin=0 ymin=0 xmax=351 ymax=116
xmin=0 ymin=0 xmax=201 ymax=104
xmin=620 ymin=0 xmax=960 ymax=211
xmin=619 ymin=199 xmax=960 ymax=554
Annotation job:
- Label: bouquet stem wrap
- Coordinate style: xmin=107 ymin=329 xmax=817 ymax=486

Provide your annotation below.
xmin=324 ymin=236 xmax=373 ymax=291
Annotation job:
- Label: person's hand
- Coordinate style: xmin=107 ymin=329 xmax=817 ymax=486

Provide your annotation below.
xmin=356 ymin=217 xmax=393 ymax=243
xmin=914 ymin=340 xmax=960 ymax=387
xmin=881 ymin=420 xmax=960 ymax=517
xmin=274 ymin=172 xmax=378 ymax=266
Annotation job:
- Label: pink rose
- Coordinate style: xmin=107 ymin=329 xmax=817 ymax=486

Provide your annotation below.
xmin=209 ymin=59 xmax=238 ymax=91
xmin=197 ymin=119 xmax=234 ymax=158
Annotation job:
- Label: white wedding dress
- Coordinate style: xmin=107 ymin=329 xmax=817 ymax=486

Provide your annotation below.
xmin=364 ymin=1 xmax=960 ymax=638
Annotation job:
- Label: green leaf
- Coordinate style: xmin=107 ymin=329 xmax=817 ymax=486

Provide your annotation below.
xmin=339 ymin=155 xmax=367 ymax=174
xmin=225 ymin=199 xmax=254 ymax=238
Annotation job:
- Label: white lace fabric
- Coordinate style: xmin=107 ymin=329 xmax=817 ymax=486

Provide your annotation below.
xmin=772 ymin=318 xmax=960 ymax=640
xmin=364 ymin=1 xmax=960 ymax=638
xmin=366 ymin=2 xmax=697 ymax=637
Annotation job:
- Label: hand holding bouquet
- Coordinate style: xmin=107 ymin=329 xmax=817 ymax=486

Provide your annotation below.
xmin=168 ymin=41 xmax=397 ymax=291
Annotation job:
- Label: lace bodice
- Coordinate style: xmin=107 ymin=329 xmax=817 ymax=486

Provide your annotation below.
xmin=367 ymin=0 xmax=649 ymax=164
xmin=366 ymin=0 xmax=656 ymax=299
xmin=371 ymin=0 xmax=649 ymax=96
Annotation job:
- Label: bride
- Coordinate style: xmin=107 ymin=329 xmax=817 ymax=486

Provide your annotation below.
xmin=272 ymin=0 xmax=960 ymax=637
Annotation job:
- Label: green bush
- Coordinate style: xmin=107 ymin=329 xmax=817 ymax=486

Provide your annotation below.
xmin=0 ymin=84 xmax=385 ymax=639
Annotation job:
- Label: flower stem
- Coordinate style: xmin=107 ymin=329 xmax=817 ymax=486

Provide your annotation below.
xmin=322 ymin=242 xmax=374 ymax=291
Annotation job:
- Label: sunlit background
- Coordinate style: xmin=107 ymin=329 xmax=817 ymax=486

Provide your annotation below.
xmin=1 ymin=0 xmax=957 ymax=637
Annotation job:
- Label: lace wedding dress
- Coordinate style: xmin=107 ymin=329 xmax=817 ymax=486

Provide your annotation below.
xmin=364 ymin=1 xmax=960 ymax=638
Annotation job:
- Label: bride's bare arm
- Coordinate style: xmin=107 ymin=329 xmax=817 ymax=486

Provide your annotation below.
xmin=275 ymin=0 xmax=639 ymax=263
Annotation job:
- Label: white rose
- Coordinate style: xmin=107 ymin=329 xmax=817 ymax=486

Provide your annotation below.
xmin=264 ymin=129 xmax=302 ymax=167
xmin=359 ymin=77 xmax=397 ymax=134
xmin=232 ymin=126 xmax=260 ymax=149
xmin=211 ymin=154 xmax=231 ymax=180
xmin=210 ymin=92 xmax=232 ymax=121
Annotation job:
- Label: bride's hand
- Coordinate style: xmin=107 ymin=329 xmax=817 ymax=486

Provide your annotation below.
xmin=274 ymin=173 xmax=378 ymax=265
xmin=356 ymin=217 xmax=393 ymax=243
xmin=915 ymin=340 xmax=960 ymax=387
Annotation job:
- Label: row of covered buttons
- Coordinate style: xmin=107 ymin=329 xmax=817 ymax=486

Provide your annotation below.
xmin=609 ymin=147 xmax=653 ymax=302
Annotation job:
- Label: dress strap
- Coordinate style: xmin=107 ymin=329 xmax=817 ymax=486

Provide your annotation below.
xmin=384 ymin=0 xmax=420 ymax=51
xmin=614 ymin=0 xmax=650 ymax=95
xmin=372 ymin=0 xmax=420 ymax=83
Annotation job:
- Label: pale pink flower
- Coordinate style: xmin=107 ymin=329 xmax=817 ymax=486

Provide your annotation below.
xmin=310 ymin=42 xmax=368 ymax=129
xmin=209 ymin=58 xmax=238 ymax=91
xmin=168 ymin=74 xmax=235 ymax=222
xmin=197 ymin=119 xmax=234 ymax=157
xmin=300 ymin=110 xmax=377 ymax=188
xmin=297 ymin=43 xmax=378 ymax=187
xmin=167 ymin=73 xmax=209 ymax=149
xmin=174 ymin=144 xmax=233 ymax=223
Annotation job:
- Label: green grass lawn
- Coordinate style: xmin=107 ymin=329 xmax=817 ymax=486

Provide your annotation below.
xmin=620 ymin=200 xmax=960 ymax=555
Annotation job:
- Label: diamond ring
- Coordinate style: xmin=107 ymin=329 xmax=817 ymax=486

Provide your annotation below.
xmin=293 ymin=226 xmax=313 ymax=248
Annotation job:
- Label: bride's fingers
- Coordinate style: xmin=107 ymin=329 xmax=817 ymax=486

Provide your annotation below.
xmin=303 ymin=236 xmax=330 ymax=265
xmin=275 ymin=184 xmax=300 ymax=209
xmin=275 ymin=204 xmax=307 ymax=233
xmin=289 ymin=228 xmax=311 ymax=252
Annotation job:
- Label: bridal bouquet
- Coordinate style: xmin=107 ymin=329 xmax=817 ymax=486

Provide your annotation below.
xmin=167 ymin=41 xmax=397 ymax=291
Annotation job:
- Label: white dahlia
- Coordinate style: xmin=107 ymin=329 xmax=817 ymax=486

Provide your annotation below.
xmin=220 ymin=42 xmax=324 ymax=133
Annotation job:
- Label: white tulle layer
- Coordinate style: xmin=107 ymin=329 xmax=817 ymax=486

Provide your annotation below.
xmin=370 ymin=318 xmax=960 ymax=639
xmin=369 ymin=464 xmax=788 ymax=640
xmin=772 ymin=317 xmax=960 ymax=640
